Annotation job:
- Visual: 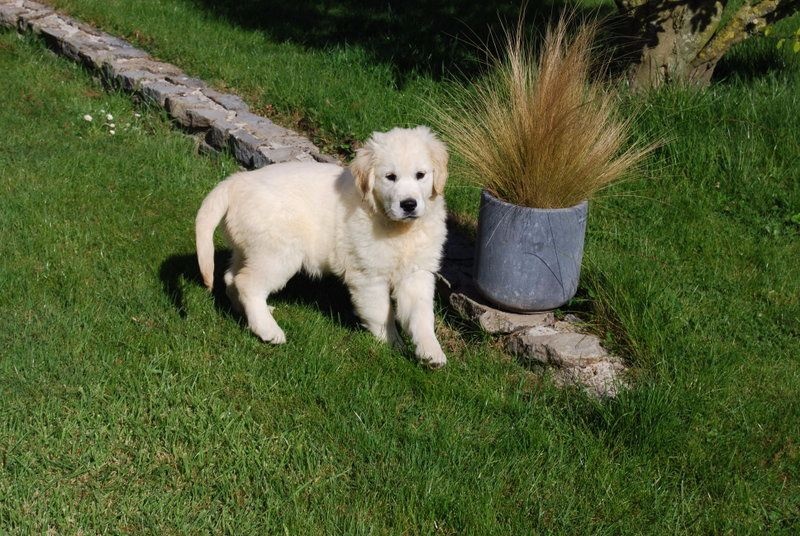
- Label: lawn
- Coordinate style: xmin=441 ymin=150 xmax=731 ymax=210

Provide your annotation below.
xmin=1 ymin=0 xmax=800 ymax=533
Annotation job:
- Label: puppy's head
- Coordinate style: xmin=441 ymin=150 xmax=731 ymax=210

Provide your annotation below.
xmin=350 ymin=126 xmax=448 ymax=221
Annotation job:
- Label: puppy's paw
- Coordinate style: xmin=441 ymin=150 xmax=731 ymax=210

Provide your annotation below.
xmin=417 ymin=346 xmax=447 ymax=369
xmin=252 ymin=325 xmax=287 ymax=345
xmin=264 ymin=327 xmax=287 ymax=345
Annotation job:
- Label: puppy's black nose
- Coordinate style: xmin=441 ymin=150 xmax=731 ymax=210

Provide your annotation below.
xmin=400 ymin=198 xmax=417 ymax=213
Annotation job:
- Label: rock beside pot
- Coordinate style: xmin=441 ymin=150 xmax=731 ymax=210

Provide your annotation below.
xmin=473 ymin=190 xmax=588 ymax=312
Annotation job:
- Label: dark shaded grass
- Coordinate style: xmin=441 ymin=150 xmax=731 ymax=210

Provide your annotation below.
xmin=186 ymin=0 xmax=615 ymax=84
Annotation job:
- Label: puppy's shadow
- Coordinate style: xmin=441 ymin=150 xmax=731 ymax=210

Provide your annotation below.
xmin=159 ymin=250 xmax=359 ymax=329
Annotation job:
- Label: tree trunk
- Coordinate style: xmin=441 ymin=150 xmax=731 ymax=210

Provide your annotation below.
xmin=618 ymin=0 xmax=725 ymax=89
xmin=617 ymin=0 xmax=800 ymax=89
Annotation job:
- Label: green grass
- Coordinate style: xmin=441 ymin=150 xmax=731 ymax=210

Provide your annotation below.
xmin=2 ymin=0 xmax=800 ymax=532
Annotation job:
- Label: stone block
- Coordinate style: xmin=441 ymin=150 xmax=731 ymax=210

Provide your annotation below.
xmin=9 ymin=2 xmax=49 ymax=32
xmin=27 ymin=13 xmax=76 ymax=51
xmin=93 ymin=34 xmax=149 ymax=60
xmin=140 ymin=80 xmax=187 ymax=107
xmin=166 ymin=74 xmax=207 ymax=90
xmin=202 ymin=88 xmax=249 ymax=112
xmin=507 ymin=330 xmax=609 ymax=368
xmin=228 ymin=128 xmax=269 ymax=168
xmin=206 ymin=119 xmax=238 ymax=150
xmin=112 ymin=69 xmax=161 ymax=91
xmin=185 ymin=105 xmax=235 ymax=130
xmin=76 ymin=42 xmax=114 ymax=69
xmin=57 ymin=30 xmax=94 ymax=63
xmin=449 ymin=291 xmax=555 ymax=334
xmin=243 ymin=122 xmax=289 ymax=142
xmin=106 ymin=44 xmax=149 ymax=60
xmin=20 ymin=10 xmax=56 ymax=33
xmin=106 ymin=57 xmax=183 ymax=79
xmin=97 ymin=34 xmax=132 ymax=49
xmin=164 ymin=93 xmax=217 ymax=128
xmin=257 ymin=145 xmax=316 ymax=165
xmin=232 ymin=110 xmax=270 ymax=126
xmin=232 ymin=111 xmax=288 ymax=138
xmin=40 ymin=25 xmax=104 ymax=68
xmin=0 ymin=3 xmax=27 ymax=27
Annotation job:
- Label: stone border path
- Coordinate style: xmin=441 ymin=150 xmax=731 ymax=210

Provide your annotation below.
xmin=1 ymin=0 xmax=629 ymax=397
xmin=0 ymin=0 xmax=334 ymax=167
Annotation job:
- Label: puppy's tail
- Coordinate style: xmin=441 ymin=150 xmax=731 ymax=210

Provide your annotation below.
xmin=195 ymin=179 xmax=230 ymax=290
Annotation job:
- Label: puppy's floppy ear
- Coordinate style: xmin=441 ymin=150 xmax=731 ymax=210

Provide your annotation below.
xmin=417 ymin=126 xmax=449 ymax=196
xmin=349 ymin=142 xmax=375 ymax=201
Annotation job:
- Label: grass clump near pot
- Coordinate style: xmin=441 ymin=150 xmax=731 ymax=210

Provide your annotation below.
xmin=434 ymin=16 xmax=653 ymax=209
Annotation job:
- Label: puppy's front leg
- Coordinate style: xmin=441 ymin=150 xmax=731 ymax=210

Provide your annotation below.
xmin=349 ymin=277 xmax=402 ymax=348
xmin=394 ymin=270 xmax=446 ymax=368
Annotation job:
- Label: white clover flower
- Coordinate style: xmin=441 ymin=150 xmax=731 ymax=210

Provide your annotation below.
xmin=109 ymin=123 xmax=115 ymax=129
xmin=109 ymin=130 xmax=116 ymax=135
xmin=83 ymin=114 xmax=93 ymax=122
xmin=106 ymin=114 xmax=114 ymax=121
xmin=134 ymin=112 xmax=141 ymax=118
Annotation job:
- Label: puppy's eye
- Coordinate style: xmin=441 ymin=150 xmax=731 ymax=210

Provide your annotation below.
xmin=385 ymin=173 xmax=397 ymax=182
xmin=416 ymin=171 xmax=426 ymax=180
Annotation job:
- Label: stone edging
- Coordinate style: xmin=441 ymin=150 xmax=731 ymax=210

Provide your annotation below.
xmin=0 ymin=0 xmax=334 ymax=167
xmin=1 ymin=0 xmax=629 ymax=398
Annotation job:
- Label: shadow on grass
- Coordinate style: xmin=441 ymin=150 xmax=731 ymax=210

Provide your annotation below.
xmin=159 ymin=250 xmax=359 ymax=330
xmin=159 ymin=249 xmax=484 ymax=366
xmin=713 ymin=41 xmax=796 ymax=83
xmin=189 ymin=0 xmax=612 ymax=84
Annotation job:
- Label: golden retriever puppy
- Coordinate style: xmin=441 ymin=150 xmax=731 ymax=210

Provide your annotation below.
xmin=195 ymin=126 xmax=449 ymax=367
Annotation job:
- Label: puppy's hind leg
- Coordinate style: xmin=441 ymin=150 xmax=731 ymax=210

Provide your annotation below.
xmin=234 ymin=253 xmax=300 ymax=345
xmin=224 ymin=248 xmax=244 ymax=314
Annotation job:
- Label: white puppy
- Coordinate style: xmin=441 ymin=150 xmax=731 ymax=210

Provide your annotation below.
xmin=195 ymin=126 xmax=449 ymax=367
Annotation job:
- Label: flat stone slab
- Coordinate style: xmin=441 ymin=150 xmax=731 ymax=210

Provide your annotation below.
xmin=507 ymin=330 xmax=611 ymax=368
xmin=447 ymin=290 xmax=555 ymax=334
xmin=0 ymin=0 xmax=328 ymax=168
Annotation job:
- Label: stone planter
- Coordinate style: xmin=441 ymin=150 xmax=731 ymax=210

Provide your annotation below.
xmin=473 ymin=191 xmax=588 ymax=312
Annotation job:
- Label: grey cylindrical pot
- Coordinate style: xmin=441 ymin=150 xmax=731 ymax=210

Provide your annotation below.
xmin=473 ymin=191 xmax=588 ymax=312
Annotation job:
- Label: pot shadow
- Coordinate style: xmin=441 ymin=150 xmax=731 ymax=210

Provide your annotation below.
xmin=434 ymin=214 xmax=500 ymax=345
xmin=159 ymin=250 xmax=359 ymax=329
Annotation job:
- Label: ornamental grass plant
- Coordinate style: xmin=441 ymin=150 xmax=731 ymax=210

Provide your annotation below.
xmin=433 ymin=16 xmax=653 ymax=209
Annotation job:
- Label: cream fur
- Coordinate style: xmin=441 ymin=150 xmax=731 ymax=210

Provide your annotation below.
xmin=195 ymin=126 xmax=449 ymax=367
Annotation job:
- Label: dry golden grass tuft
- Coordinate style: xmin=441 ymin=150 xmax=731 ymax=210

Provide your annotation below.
xmin=433 ymin=16 xmax=654 ymax=208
